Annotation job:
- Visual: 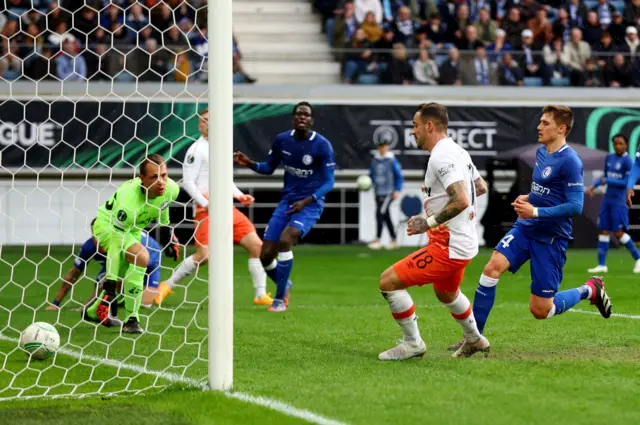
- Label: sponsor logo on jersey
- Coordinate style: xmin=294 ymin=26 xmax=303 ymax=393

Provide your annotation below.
xmin=531 ymin=181 xmax=551 ymax=195
xmin=542 ymin=166 xmax=552 ymax=179
xmin=284 ymin=165 xmax=313 ymax=178
xmin=302 ymin=154 xmax=313 ymax=165
xmin=438 ymin=164 xmax=456 ymax=177
xmin=160 ymin=201 xmax=169 ymax=210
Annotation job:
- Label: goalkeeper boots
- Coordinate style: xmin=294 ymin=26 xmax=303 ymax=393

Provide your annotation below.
xmin=85 ymin=290 xmax=119 ymax=328
xmin=122 ymin=317 xmax=143 ymax=334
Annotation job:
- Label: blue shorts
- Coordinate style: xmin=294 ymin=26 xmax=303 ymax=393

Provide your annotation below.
xmin=96 ymin=253 xmax=161 ymax=289
xmin=598 ymin=202 xmax=629 ymax=232
xmin=264 ymin=200 xmax=323 ymax=242
xmin=495 ymin=227 xmax=568 ymax=298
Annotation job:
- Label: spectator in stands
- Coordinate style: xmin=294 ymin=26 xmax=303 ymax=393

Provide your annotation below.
xmin=110 ymin=22 xmax=130 ymax=49
xmin=563 ymin=0 xmax=588 ymax=27
xmin=48 ymin=22 xmax=77 ymax=50
xmin=1 ymin=19 xmax=18 ymax=41
xmin=438 ymin=0 xmax=458 ymax=30
xmin=474 ymin=8 xmax=498 ymax=45
xmin=528 ymin=8 xmax=553 ymax=45
xmin=101 ymin=4 xmax=124 ymax=30
xmin=520 ymin=28 xmax=548 ymax=83
xmin=604 ymin=53 xmax=632 ymax=86
xmin=47 ymin=1 xmax=71 ymax=32
xmin=552 ymin=8 xmax=575 ymax=42
xmin=393 ymin=6 xmax=417 ymax=47
xmin=451 ymin=4 xmax=471 ymax=45
xmin=461 ymin=41 xmax=497 ymax=85
xmin=174 ymin=49 xmax=191 ymax=82
xmin=361 ymin=11 xmax=383 ymax=43
xmin=56 ymin=39 xmax=87 ymax=81
xmin=374 ymin=25 xmax=395 ymax=63
xmin=424 ymin=13 xmax=448 ymax=49
xmin=502 ymin=7 xmax=525 ymax=47
xmin=497 ymin=52 xmax=524 ymax=85
xmin=487 ymin=28 xmax=513 ymax=62
xmin=387 ymin=43 xmax=413 ymax=84
xmin=607 ymin=11 xmax=627 ymax=44
xmin=0 ymin=12 xmax=6 ymax=34
xmin=126 ymin=3 xmax=149 ymax=33
xmin=562 ymin=27 xmax=591 ymax=85
xmin=582 ymin=11 xmax=603 ymax=46
xmin=164 ymin=25 xmax=190 ymax=51
xmin=490 ymin=0 xmax=514 ymax=22
xmin=25 ymin=46 xmax=55 ymax=81
xmin=140 ymin=38 xmax=168 ymax=82
xmin=412 ymin=0 xmax=438 ymax=23
xmin=332 ymin=1 xmax=358 ymax=57
xmin=620 ymin=26 xmax=640 ymax=60
xmin=592 ymin=0 xmax=616 ymax=27
xmin=150 ymin=2 xmax=173 ymax=41
xmin=231 ymin=34 xmax=256 ymax=84
xmin=413 ymin=48 xmax=439 ymax=85
xmin=0 ymin=39 xmax=21 ymax=80
xmin=438 ymin=46 xmax=461 ymax=85
xmin=355 ymin=0 xmax=383 ymax=24
xmin=519 ymin=0 xmax=542 ymax=23
xmin=625 ymin=0 xmax=640 ymax=26
xmin=22 ymin=9 xmax=46 ymax=34
xmin=544 ymin=37 xmax=571 ymax=79
xmin=73 ymin=7 xmax=98 ymax=42
xmin=344 ymin=28 xmax=375 ymax=83
xmin=595 ymin=31 xmax=616 ymax=69
xmin=583 ymin=57 xmax=606 ymax=86
xmin=456 ymin=25 xmax=480 ymax=52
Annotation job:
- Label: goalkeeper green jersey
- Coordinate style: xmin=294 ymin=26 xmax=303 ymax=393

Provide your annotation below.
xmin=96 ymin=177 xmax=180 ymax=232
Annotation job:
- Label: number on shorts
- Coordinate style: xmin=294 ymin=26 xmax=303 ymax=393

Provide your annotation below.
xmin=500 ymin=234 xmax=515 ymax=248
xmin=412 ymin=249 xmax=433 ymax=269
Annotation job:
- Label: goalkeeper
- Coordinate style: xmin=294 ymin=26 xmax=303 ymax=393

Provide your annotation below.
xmin=85 ymin=154 xmax=181 ymax=333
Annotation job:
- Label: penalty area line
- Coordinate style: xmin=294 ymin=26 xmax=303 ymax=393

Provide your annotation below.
xmin=0 ymin=333 xmax=351 ymax=425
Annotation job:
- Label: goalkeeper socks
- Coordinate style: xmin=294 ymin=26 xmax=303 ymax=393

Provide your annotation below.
xmin=619 ymin=233 xmax=640 ymax=260
xmin=381 ymin=290 xmax=422 ymax=345
xmin=597 ymin=234 xmax=610 ymax=266
xmin=472 ymin=274 xmax=498 ymax=334
xmin=444 ymin=292 xmax=481 ymax=343
xmin=274 ymin=252 xmax=293 ymax=300
xmin=166 ymin=255 xmax=196 ymax=288
xmin=264 ymin=259 xmax=278 ymax=284
xmin=549 ymin=285 xmax=590 ymax=317
xmin=248 ymin=258 xmax=267 ymax=298
xmin=124 ymin=264 xmax=145 ymax=321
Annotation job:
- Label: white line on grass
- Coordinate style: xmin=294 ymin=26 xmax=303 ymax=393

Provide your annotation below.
xmin=0 ymin=333 xmax=350 ymax=425
xmin=570 ymin=309 xmax=640 ymax=320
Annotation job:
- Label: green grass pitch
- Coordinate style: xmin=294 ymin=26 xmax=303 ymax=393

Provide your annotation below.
xmin=1 ymin=245 xmax=639 ymax=425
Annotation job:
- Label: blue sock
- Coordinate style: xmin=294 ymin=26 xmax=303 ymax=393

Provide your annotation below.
xmin=552 ymin=285 xmax=590 ymax=316
xmin=597 ymin=235 xmax=609 ymax=266
xmin=264 ymin=260 xmax=278 ymax=284
xmin=472 ymin=275 xmax=498 ymax=335
xmin=620 ymin=233 xmax=640 ymax=260
xmin=275 ymin=252 xmax=293 ymax=300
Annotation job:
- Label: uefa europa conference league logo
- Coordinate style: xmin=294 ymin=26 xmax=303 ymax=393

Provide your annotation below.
xmin=586 ymin=108 xmax=640 ymax=155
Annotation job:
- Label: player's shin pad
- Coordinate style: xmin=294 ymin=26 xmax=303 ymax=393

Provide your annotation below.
xmin=124 ymin=264 xmax=145 ymax=321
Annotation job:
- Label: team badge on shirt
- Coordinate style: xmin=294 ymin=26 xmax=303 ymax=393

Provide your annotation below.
xmin=542 ymin=166 xmax=552 ymax=179
xmin=117 ymin=210 xmax=127 ymax=222
xmin=302 ymin=154 xmax=313 ymax=165
xmin=186 ymin=155 xmax=194 ymax=164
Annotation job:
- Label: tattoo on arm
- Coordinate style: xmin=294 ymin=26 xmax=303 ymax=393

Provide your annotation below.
xmin=474 ymin=177 xmax=488 ymax=196
xmin=435 ymin=181 xmax=470 ymax=224
xmin=409 ymin=216 xmax=428 ymax=234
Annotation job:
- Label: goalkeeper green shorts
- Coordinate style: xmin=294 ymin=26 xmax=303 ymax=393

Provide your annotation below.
xmin=92 ymin=218 xmax=142 ymax=281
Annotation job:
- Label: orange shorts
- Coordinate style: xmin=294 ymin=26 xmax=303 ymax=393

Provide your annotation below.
xmin=194 ymin=205 xmax=256 ymax=247
xmin=392 ymin=244 xmax=471 ymax=292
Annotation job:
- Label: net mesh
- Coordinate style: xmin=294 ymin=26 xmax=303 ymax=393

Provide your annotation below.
xmin=0 ymin=0 xmax=210 ymax=400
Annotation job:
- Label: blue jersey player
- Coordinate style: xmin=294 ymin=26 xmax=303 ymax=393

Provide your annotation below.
xmin=234 ymin=102 xmax=336 ymax=312
xmin=448 ymin=105 xmax=612 ymax=355
xmin=587 ymin=134 xmax=640 ymax=274
xmin=46 ymin=229 xmax=163 ymax=311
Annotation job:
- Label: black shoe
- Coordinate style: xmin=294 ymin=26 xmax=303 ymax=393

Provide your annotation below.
xmin=586 ymin=276 xmax=612 ymax=318
xmin=122 ymin=317 xmax=143 ymax=334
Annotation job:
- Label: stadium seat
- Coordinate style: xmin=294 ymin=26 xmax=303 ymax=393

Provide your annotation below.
xmin=551 ymin=77 xmax=571 ymax=86
xmin=358 ymin=73 xmax=379 ymax=84
xmin=524 ymin=77 xmax=543 ymax=86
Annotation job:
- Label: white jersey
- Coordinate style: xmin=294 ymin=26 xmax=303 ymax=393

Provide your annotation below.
xmin=423 ymin=137 xmax=480 ymax=260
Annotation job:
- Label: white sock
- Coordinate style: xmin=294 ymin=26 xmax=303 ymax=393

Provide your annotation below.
xmin=248 ymin=258 xmax=267 ymax=298
xmin=618 ymin=233 xmax=630 ymax=244
xmin=546 ymin=304 xmax=557 ymax=318
xmin=444 ymin=292 xmax=481 ymax=343
xmin=381 ymin=290 xmax=422 ymax=345
xmin=166 ymin=256 xmax=196 ymax=288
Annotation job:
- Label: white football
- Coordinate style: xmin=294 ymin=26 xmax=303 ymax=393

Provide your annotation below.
xmin=356 ymin=175 xmax=372 ymax=191
xmin=20 ymin=322 xmax=60 ymax=360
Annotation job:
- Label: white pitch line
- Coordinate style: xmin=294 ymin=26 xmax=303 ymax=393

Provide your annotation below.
xmin=0 ymin=333 xmax=351 ymax=425
xmin=570 ymin=309 xmax=640 ymax=320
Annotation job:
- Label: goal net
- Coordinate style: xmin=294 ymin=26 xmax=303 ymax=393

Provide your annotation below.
xmin=0 ymin=0 xmax=213 ymax=400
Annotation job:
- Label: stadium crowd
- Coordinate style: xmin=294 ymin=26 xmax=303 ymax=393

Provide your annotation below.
xmin=316 ymin=0 xmax=640 ymax=86
xmin=0 ymin=0 xmax=256 ymax=84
